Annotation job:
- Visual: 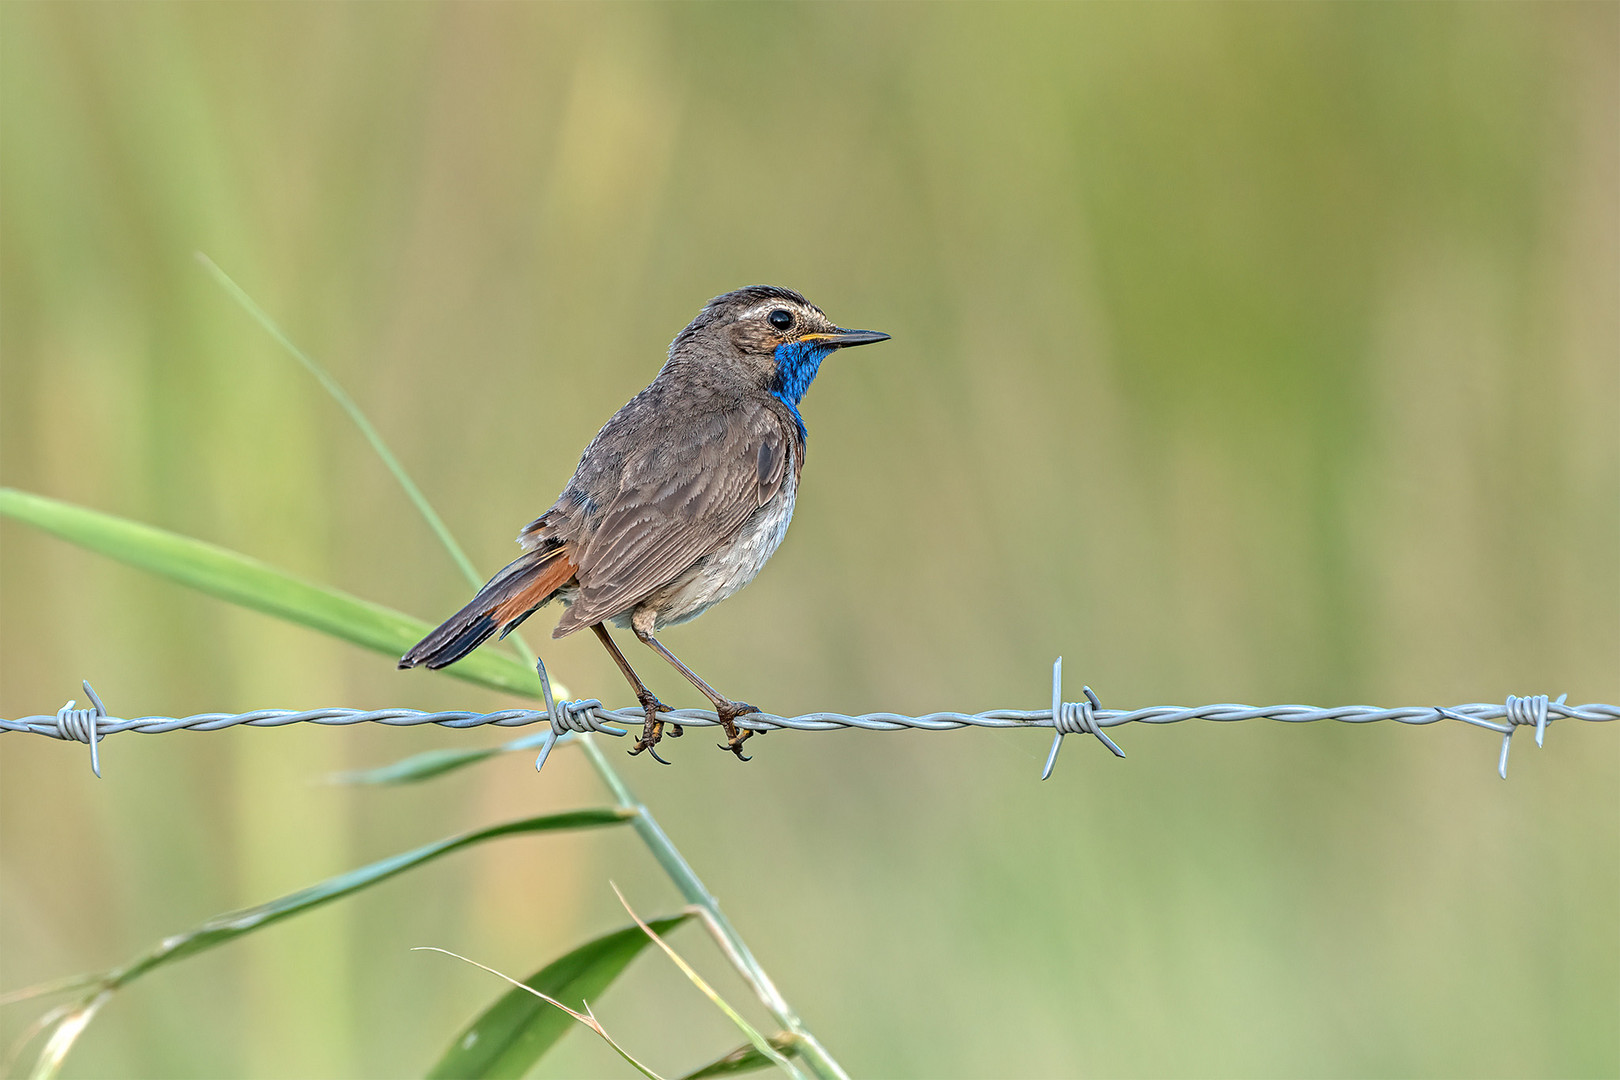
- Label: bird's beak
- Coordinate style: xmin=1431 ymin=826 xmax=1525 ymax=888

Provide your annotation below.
xmin=799 ymin=328 xmax=891 ymax=349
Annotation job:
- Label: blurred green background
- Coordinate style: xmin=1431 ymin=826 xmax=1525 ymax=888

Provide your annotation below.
xmin=2 ymin=3 xmax=1616 ymax=1077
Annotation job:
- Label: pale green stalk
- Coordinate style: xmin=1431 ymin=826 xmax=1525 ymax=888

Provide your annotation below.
xmin=612 ymin=884 xmax=802 ymax=1080
xmin=204 ymin=258 xmax=850 ymax=1080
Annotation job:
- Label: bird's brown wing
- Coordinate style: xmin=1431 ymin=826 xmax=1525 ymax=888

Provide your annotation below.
xmin=553 ymin=405 xmax=791 ymax=634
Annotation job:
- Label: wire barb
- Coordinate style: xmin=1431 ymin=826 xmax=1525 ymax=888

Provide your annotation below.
xmin=53 ymin=682 xmax=108 ymax=778
xmin=1042 ymin=657 xmax=1126 ymax=780
xmin=1435 ymin=692 xmax=1566 ymax=779
xmin=534 ymin=658 xmax=626 ymax=773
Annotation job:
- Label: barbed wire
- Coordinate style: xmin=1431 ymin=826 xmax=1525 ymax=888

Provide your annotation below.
xmin=3 ymin=658 xmax=1613 ymax=781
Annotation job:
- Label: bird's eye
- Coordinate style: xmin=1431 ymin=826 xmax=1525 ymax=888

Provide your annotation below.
xmin=767 ymin=308 xmax=794 ymax=331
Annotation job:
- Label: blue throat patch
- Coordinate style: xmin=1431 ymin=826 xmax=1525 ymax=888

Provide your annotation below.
xmin=770 ymin=340 xmax=834 ymax=440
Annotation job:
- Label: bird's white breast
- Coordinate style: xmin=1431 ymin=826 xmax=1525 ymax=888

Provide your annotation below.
xmin=652 ymin=468 xmax=798 ymax=629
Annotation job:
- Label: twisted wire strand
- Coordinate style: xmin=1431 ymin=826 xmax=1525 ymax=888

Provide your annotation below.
xmin=4 ymin=659 xmax=1613 ymax=780
xmin=7 ymin=700 xmax=1615 ymax=737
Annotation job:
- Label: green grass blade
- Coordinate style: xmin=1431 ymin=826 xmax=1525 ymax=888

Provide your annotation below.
xmin=104 ymin=809 xmax=630 ymax=990
xmin=679 ymin=1034 xmax=802 ymax=1080
xmin=11 ymin=809 xmax=629 ymax=1078
xmin=0 ymin=487 xmax=541 ymax=698
xmin=332 ymin=732 xmax=556 ymax=785
xmin=195 ymin=253 xmax=484 ymax=591
xmin=425 ymin=915 xmax=692 ymax=1080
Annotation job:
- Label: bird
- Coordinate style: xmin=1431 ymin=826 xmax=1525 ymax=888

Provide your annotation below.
xmin=399 ymin=286 xmax=889 ymax=763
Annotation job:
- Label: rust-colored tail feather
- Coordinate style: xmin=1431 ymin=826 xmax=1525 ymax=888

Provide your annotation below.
xmin=399 ymin=546 xmax=576 ymax=670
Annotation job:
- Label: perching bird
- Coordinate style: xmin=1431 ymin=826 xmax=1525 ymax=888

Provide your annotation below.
xmin=399 ymin=286 xmax=889 ymax=762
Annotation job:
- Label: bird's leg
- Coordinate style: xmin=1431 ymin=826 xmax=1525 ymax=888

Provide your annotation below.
xmin=632 ymin=621 xmax=761 ymax=761
xmin=590 ymin=623 xmax=680 ymax=764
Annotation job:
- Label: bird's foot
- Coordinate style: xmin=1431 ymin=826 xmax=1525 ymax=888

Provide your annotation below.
xmin=629 ymin=691 xmax=679 ymax=765
xmin=715 ymin=701 xmax=762 ymax=762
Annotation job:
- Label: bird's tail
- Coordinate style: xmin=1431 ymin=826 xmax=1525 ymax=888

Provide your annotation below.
xmin=399 ymin=545 xmax=576 ymax=670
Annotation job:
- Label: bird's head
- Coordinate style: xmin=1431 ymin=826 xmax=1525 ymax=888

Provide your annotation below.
xmin=669 ymin=286 xmax=889 ymax=418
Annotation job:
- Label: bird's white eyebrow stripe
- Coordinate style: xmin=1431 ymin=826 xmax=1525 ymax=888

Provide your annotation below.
xmin=734 ymin=300 xmax=825 ymax=323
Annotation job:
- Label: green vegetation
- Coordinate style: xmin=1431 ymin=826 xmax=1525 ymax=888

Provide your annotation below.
xmin=2 ymin=4 xmax=1615 ymax=1077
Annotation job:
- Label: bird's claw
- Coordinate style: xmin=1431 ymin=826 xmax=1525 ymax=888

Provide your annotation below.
xmin=715 ymin=740 xmax=752 ymax=762
xmin=629 ymin=693 xmax=676 ymax=763
xmin=716 ymin=701 xmax=761 ymax=762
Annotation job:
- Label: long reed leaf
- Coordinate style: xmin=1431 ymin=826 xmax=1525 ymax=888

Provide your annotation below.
xmin=109 ymin=809 xmax=628 ymax=988
xmin=0 ymin=487 xmax=540 ymax=698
